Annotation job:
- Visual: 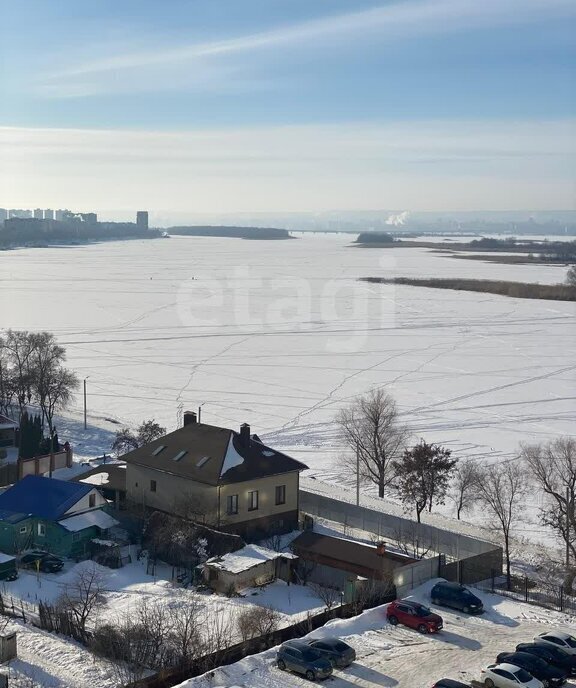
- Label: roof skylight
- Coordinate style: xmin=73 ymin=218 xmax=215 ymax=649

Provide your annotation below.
xmin=152 ymin=445 xmax=166 ymax=456
xmin=173 ymin=450 xmax=187 ymax=462
xmin=196 ymin=456 xmax=210 ymax=468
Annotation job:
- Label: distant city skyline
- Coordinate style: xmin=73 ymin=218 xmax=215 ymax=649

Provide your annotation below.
xmin=1 ymin=0 xmax=574 ymax=212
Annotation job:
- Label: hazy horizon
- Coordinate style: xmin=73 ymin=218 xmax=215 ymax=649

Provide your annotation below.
xmin=1 ymin=0 xmax=575 ymax=212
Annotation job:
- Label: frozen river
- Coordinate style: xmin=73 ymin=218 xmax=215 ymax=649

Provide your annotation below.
xmin=1 ymin=233 xmax=574 ymax=486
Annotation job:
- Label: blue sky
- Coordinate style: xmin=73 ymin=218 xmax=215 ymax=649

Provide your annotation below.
xmin=0 ymin=0 xmax=574 ymax=213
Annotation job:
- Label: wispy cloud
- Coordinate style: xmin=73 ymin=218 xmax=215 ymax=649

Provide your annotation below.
xmin=39 ymin=0 xmax=575 ymax=97
xmin=1 ymin=120 xmax=573 ymax=211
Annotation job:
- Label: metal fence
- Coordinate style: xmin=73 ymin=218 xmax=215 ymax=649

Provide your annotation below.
xmin=478 ymin=571 xmax=576 ymax=616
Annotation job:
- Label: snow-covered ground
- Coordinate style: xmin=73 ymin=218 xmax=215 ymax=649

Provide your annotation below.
xmin=1 ymin=233 xmax=574 ymax=540
xmin=5 ymin=556 xmax=326 ymax=630
xmin=176 ymin=578 xmax=576 ymax=688
xmin=1 ymin=555 xmax=326 ymax=687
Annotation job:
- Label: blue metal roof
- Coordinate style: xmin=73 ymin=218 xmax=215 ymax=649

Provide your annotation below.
xmin=0 ymin=475 xmax=94 ymax=521
xmin=0 ymin=510 xmax=28 ymax=524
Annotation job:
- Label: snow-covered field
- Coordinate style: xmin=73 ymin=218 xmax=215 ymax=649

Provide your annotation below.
xmin=176 ymin=579 xmax=576 ymax=688
xmin=1 ymin=233 xmax=574 ymax=539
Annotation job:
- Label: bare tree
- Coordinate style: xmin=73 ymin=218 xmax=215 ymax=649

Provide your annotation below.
xmin=236 ymin=605 xmax=281 ymax=640
xmin=165 ymin=592 xmax=203 ymax=666
xmin=58 ymin=563 xmax=108 ymax=634
xmin=522 ymin=437 xmax=576 ymax=588
xmin=337 ymin=388 xmax=409 ymax=498
xmin=39 ymin=366 xmax=79 ymax=435
xmin=392 ymin=523 xmax=434 ymax=559
xmin=474 ymin=461 xmax=527 ymax=590
xmin=310 ymin=583 xmax=341 ymax=611
xmin=450 ymin=460 xmax=479 ymax=519
xmin=112 ymin=418 xmax=166 ymax=457
xmin=566 ymin=264 xmax=576 ymax=287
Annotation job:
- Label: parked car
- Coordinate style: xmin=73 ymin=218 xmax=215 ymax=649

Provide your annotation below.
xmin=19 ymin=550 xmax=64 ymax=573
xmin=496 ymin=652 xmax=567 ymax=686
xmin=481 ymin=663 xmax=543 ymax=688
xmin=516 ymin=643 xmax=576 ymax=677
xmin=430 ymin=581 xmax=484 ymax=614
xmin=386 ymin=599 xmax=443 ymax=633
xmin=306 ymin=637 xmax=356 ymax=668
xmin=432 ymin=679 xmax=472 ymax=687
xmin=534 ymin=632 xmax=576 ymax=656
xmin=277 ymin=640 xmax=333 ymax=681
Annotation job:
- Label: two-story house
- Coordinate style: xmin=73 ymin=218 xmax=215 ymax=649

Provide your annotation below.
xmin=122 ymin=411 xmax=308 ymax=540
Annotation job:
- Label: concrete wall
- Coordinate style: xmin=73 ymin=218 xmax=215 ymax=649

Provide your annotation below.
xmin=300 ymin=490 xmax=496 ymax=559
xmin=219 ymin=472 xmax=299 ymax=528
xmin=205 ymin=559 xmax=276 ymax=593
xmin=126 ymin=463 xmax=219 ymax=522
xmin=394 ymin=557 xmax=441 ymax=598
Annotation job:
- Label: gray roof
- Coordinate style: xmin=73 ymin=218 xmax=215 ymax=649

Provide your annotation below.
xmin=121 ymin=422 xmax=307 ymax=486
xmin=291 ymin=532 xmax=415 ymax=572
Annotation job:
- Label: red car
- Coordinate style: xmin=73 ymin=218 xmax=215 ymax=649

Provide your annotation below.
xmin=386 ymin=599 xmax=443 ymax=634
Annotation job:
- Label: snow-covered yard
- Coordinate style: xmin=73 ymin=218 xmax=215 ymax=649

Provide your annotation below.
xmin=176 ymin=579 xmax=576 ymax=688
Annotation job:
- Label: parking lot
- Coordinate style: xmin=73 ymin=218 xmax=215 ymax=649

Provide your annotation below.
xmin=181 ymin=581 xmax=576 ymax=688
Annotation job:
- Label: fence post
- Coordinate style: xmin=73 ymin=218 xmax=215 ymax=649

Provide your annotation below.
xmin=524 ymin=576 xmax=529 ymax=603
xmin=560 ymin=585 xmax=564 ymax=612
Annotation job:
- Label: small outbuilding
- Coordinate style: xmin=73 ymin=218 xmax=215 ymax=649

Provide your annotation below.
xmin=0 ymin=552 xmax=17 ymax=581
xmin=203 ymin=544 xmax=297 ymax=593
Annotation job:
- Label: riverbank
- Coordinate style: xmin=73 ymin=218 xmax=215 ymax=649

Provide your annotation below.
xmin=361 ymin=276 xmax=576 ymax=301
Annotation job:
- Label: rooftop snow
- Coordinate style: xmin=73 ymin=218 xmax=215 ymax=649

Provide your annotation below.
xmin=205 ymin=544 xmax=296 ymax=574
xmin=59 ymin=510 xmax=119 ymax=532
xmin=219 ymin=434 xmax=245 ymax=478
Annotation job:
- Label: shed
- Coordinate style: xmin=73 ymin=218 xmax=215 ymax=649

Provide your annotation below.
xmin=203 ymin=544 xmax=297 ymax=593
xmin=0 ymin=553 xmax=17 ymax=581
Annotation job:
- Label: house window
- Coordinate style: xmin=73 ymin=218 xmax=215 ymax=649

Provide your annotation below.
xmin=150 ymin=480 xmax=157 ymax=493
xmin=226 ymin=494 xmax=238 ymax=515
xmin=275 ymin=485 xmax=286 ymax=505
xmin=248 ymin=490 xmax=259 ymax=512
xmin=38 ymin=523 xmax=46 ymax=537
xmin=19 ymin=526 xmax=27 ymax=534
xmin=89 ymin=494 xmax=96 ymax=508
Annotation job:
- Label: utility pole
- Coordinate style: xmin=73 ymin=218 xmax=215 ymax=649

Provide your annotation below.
xmin=356 ymin=441 xmax=360 ymax=506
xmin=83 ymin=377 xmax=88 ymax=430
xmin=567 ymin=486 xmax=571 ymax=569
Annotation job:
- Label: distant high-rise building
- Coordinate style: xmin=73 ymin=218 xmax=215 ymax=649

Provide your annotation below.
xmin=44 ymin=209 xmax=54 ymax=220
xmin=9 ymin=209 xmax=32 ymax=219
xmin=136 ymin=211 xmax=149 ymax=230
xmin=0 ymin=208 xmax=7 ymax=223
xmin=33 ymin=208 xmax=43 ymax=219
xmin=80 ymin=212 xmax=97 ymax=224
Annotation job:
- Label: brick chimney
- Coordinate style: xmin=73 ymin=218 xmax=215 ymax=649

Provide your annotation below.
xmin=239 ymin=423 xmax=251 ymax=447
xmin=376 ymin=541 xmax=386 ymax=557
xmin=183 ymin=411 xmax=197 ymax=427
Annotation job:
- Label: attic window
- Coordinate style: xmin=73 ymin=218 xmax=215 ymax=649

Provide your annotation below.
xmin=152 ymin=445 xmax=166 ymax=456
xmin=196 ymin=456 xmax=210 ymax=468
xmin=262 ymin=450 xmax=275 ymax=457
xmin=173 ymin=450 xmax=187 ymax=462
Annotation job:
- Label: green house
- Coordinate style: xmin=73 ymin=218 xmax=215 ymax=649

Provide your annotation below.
xmin=0 ymin=475 xmax=119 ymax=559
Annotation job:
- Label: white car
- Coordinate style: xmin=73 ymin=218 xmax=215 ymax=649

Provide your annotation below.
xmin=481 ymin=663 xmax=543 ymax=688
xmin=534 ymin=631 xmax=576 ymax=656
